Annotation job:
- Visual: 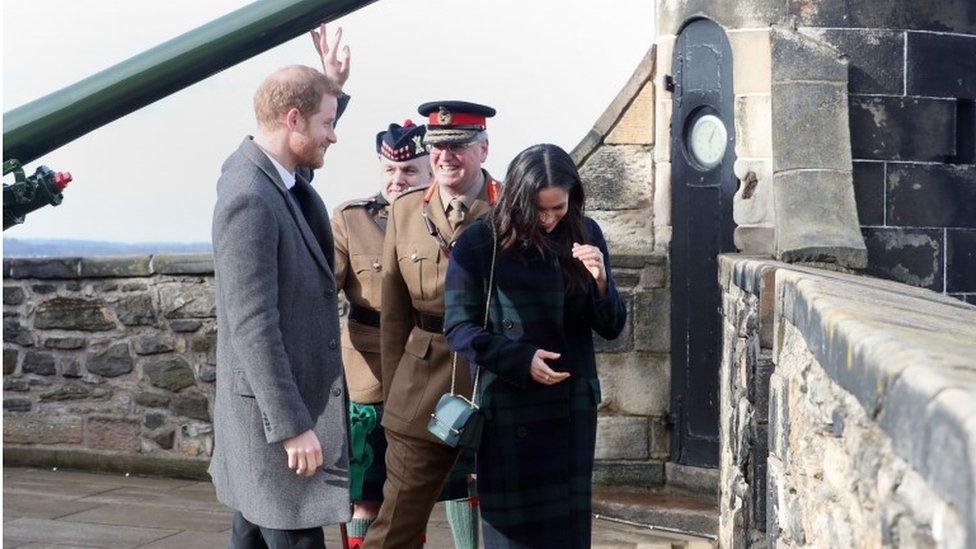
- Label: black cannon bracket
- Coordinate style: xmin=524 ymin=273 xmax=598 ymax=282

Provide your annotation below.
xmin=3 ymin=159 xmax=72 ymax=230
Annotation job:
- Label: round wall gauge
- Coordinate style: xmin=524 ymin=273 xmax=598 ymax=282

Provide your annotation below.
xmin=687 ymin=113 xmax=728 ymax=169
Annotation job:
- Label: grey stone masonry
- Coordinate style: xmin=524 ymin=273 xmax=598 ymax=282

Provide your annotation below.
xmin=719 ymin=254 xmax=976 ymax=547
xmin=4 ymin=253 xmax=669 ymax=483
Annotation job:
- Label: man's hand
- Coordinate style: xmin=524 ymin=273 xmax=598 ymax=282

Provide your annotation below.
xmin=282 ymin=429 xmax=323 ymax=477
xmin=530 ymin=349 xmax=570 ymax=385
xmin=310 ymin=23 xmax=350 ymax=88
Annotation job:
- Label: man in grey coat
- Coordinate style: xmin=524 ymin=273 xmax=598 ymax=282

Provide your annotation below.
xmin=210 ymin=25 xmax=352 ymax=548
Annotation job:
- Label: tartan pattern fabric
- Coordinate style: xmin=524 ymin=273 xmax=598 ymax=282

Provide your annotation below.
xmin=444 ymin=218 xmax=626 ymax=547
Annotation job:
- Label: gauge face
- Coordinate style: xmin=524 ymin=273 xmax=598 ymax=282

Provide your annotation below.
xmin=688 ymin=114 xmax=728 ymax=169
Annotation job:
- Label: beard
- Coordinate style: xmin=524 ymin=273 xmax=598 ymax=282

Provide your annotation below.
xmin=294 ymin=135 xmax=326 ymax=169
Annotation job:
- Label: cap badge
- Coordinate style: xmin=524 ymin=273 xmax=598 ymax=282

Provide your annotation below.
xmin=412 ymin=135 xmax=425 ymax=154
xmin=437 ymin=107 xmax=453 ymax=125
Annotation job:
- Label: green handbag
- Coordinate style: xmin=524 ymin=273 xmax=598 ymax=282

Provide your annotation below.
xmin=427 ymin=227 xmax=497 ymax=450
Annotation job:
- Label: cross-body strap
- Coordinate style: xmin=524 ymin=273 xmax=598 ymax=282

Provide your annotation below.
xmin=449 ymin=224 xmax=497 ymax=403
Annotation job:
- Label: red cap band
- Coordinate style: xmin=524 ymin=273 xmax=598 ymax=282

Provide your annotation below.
xmin=427 ymin=111 xmax=486 ymax=127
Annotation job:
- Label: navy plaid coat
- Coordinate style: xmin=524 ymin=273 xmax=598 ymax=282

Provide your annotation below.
xmin=444 ymin=217 xmax=626 ymax=548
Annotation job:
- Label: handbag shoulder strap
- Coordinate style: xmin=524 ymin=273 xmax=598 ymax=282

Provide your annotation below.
xmin=450 ymin=223 xmax=497 ymax=401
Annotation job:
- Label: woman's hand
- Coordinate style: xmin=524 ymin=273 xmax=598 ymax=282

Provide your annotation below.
xmin=310 ymin=23 xmax=350 ymax=88
xmin=530 ymin=349 xmax=570 ymax=385
xmin=572 ymin=242 xmax=607 ymax=297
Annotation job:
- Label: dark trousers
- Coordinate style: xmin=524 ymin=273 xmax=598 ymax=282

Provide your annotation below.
xmin=228 ymin=511 xmax=326 ymax=549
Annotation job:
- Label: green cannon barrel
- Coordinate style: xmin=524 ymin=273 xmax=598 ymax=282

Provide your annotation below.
xmin=3 ymin=0 xmax=377 ymax=166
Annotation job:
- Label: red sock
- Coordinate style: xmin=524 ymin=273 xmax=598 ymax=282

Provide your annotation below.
xmin=347 ymin=536 xmax=365 ymax=549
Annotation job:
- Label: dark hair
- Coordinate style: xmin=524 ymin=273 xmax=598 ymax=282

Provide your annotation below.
xmin=492 ymin=143 xmax=591 ymax=293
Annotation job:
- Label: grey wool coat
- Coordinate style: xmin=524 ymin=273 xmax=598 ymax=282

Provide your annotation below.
xmin=209 ymin=137 xmax=350 ymax=530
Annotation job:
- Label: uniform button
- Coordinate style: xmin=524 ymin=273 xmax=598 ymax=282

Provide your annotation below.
xmin=332 ymin=387 xmax=342 ymax=397
xmin=502 ymin=319 xmax=514 ymax=330
xmin=372 ymin=260 xmax=381 ymax=271
xmin=515 ymin=426 xmax=528 ymax=439
xmin=328 ymin=339 xmax=337 ymax=350
xmin=411 ymin=251 xmax=420 ymax=262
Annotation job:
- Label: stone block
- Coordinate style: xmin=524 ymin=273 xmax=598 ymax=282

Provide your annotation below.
xmin=648 ymin=415 xmax=670 ymax=460
xmin=153 ymin=428 xmax=176 ymax=449
xmin=652 ymin=161 xmax=670 ymax=227
xmin=849 ymin=97 xmax=957 ymax=162
xmin=134 ymin=335 xmax=176 ymax=355
xmin=4 ymin=317 xmax=34 ymax=346
xmin=735 ymin=95 xmax=772 ymax=159
xmin=168 ymin=319 xmax=203 ymax=333
xmin=634 ymin=289 xmax=669 ymax=352
xmin=605 ymin=81 xmax=655 ymax=145
xmin=79 ymin=256 xmax=151 ymax=278
xmin=171 ymin=390 xmax=210 ymax=421
xmin=733 ymin=158 xmax=775 ymax=227
xmin=22 ymin=351 xmax=56 ymax=376
xmin=6 ymin=258 xmax=80 ymax=279
xmin=4 ymin=286 xmax=26 ymax=305
xmin=772 ymin=28 xmax=847 ymax=83
xmin=804 ymin=29 xmax=904 ymax=95
xmin=591 ymin=460 xmax=664 ymax=487
xmin=862 ymin=228 xmax=944 ymax=291
xmin=729 ymin=29 xmax=772 ymax=95
xmin=596 ymin=352 xmax=669 ymax=416
xmin=771 ymin=81 xmax=851 ymax=172
xmin=158 ymin=284 xmax=216 ymax=319
xmin=3 ymin=349 xmax=22 ymax=377
xmin=595 ymin=415 xmax=650 ymax=460
xmin=31 ymin=283 xmax=57 ymax=294
xmin=135 ymin=391 xmax=171 ymax=408
xmin=114 ymin=293 xmax=156 ymax=326
xmin=585 ymin=209 xmax=654 ymax=256
xmin=788 ymin=0 xmax=976 ymax=34
xmin=852 ymin=162 xmax=884 ymax=226
xmin=3 ymin=414 xmax=84 ymax=444
xmin=580 ymin=145 xmax=653 ymax=211
xmin=656 ymin=35 xmax=675 ymax=90
xmin=143 ymin=357 xmax=195 ymax=392
xmin=40 ymin=382 xmax=108 ymax=401
xmin=144 ymin=412 xmax=166 ymax=429
xmin=734 ymin=226 xmax=775 ymax=256
xmin=773 ymin=170 xmax=868 ymax=267
xmin=639 ymin=263 xmax=667 ymax=289
xmin=198 ymin=366 xmax=217 ymax=383
xmin=654 ymin=100 xmax=672 ymax=163
xmin=34 ymin=297 xmax=115 ymax=331
xmin=947 ymin=230 xmax=976 ymax=293
xmin=60 ymin=358 xmax=83 ymax=378
xmin=87 ymin=343 xmax=134 ymax=378
xmin=5 ymin=377 xmax=29 ymax=391
xmin=150 ymin=253 xmax=215 ymax=275
xmin=594 ymin=295 xmax=634 ymax=353
xmin=86 ymin=416 xmax=141 ymax=453
xmin=43 ymin=337 xmax=87 ymax=350
xmin=906 ymin=32 xmax=976 ymax=98
xmin=4 ymin=397 xmax=32 ymax=412
xmin=658 ymin=0 xmax=784 ymax=35
xmin=886 ymin=164 xmax=976 ymax=229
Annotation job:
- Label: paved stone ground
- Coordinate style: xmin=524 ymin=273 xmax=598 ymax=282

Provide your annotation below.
xmin=3 ymin=467 xmax=714 ymax=548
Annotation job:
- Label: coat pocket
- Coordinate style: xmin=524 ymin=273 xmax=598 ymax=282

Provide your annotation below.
xmin=396 ymin=244 xmax=440 ymax=301
xmin=234 ymin=370 xmax=256 ymax=398
xmin=384 ymin=330 xmax=434 ymax=422
xmin=350 ymin=253 xmax=383 ymax=305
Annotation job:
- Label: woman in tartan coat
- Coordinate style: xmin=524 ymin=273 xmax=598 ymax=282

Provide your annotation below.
xmin=444 ymin=143 xmax=627 ymax=548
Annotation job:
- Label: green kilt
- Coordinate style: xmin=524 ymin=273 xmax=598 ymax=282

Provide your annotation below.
xmin=348 ymin=402 xmax=474 ymax=502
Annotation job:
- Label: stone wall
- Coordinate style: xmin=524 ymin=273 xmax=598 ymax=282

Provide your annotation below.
xmin=719 ymin=254 xmax=976 ymax=547
xmin=3 ymin=255 xmax=216 ymax=477
xmin=3 ymin=252 xmax=671 ymax=483
xmin=573 ymin=45 xmax=673 ymax=486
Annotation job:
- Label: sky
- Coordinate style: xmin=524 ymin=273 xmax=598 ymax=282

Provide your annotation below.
xmin=3 ymin=0 xmax=655 ymax=243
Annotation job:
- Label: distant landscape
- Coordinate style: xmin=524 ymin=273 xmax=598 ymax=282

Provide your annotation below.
xmin=3 ymin=238 xmax=212 ymax=258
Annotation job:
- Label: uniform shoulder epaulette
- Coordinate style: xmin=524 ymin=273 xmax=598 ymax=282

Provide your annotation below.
xmin=393 ymin=186 xmax=427 ymax=203
xmin=337 ymin=197 xmax=375 ymax=211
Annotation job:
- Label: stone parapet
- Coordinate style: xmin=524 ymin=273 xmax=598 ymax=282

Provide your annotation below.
xmin=4 ymin=253 xmax=669 ymax=484
xmin=718 ymin=253 xmax=976 ymax=547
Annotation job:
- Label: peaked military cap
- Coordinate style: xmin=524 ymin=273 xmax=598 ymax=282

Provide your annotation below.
xmin=418 ymin=100 xmax=496 ymax=145
xmin=376 ymin=120 xmax=428 ymax=162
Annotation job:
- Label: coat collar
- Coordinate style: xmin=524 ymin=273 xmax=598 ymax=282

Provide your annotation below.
xmin=238 ymin=137 xmax=334 ymax=280
xmin=428 ymin=169 xmax=495 ymax=241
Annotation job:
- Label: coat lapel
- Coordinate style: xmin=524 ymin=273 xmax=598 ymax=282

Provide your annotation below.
xmin=240 ymin=138 xmax=334 ymax=281
xmin=427 ymin=186 xmax=457 ymax=241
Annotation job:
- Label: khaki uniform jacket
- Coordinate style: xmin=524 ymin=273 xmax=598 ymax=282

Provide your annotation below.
xmin=380 ymin=174 xmax=497 ymax=443
xmin=332 ymin=196 xmax=387 ymax=404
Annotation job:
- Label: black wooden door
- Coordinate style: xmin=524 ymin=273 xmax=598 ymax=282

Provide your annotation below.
xmin=669 ymin=18 xmax=736 ymax=468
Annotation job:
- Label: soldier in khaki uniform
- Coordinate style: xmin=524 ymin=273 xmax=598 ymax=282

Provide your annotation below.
xmin=333 ymin=120 xmax=478 ymax=548
xmin=364 ymin=101 xmax=500 ymax=548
